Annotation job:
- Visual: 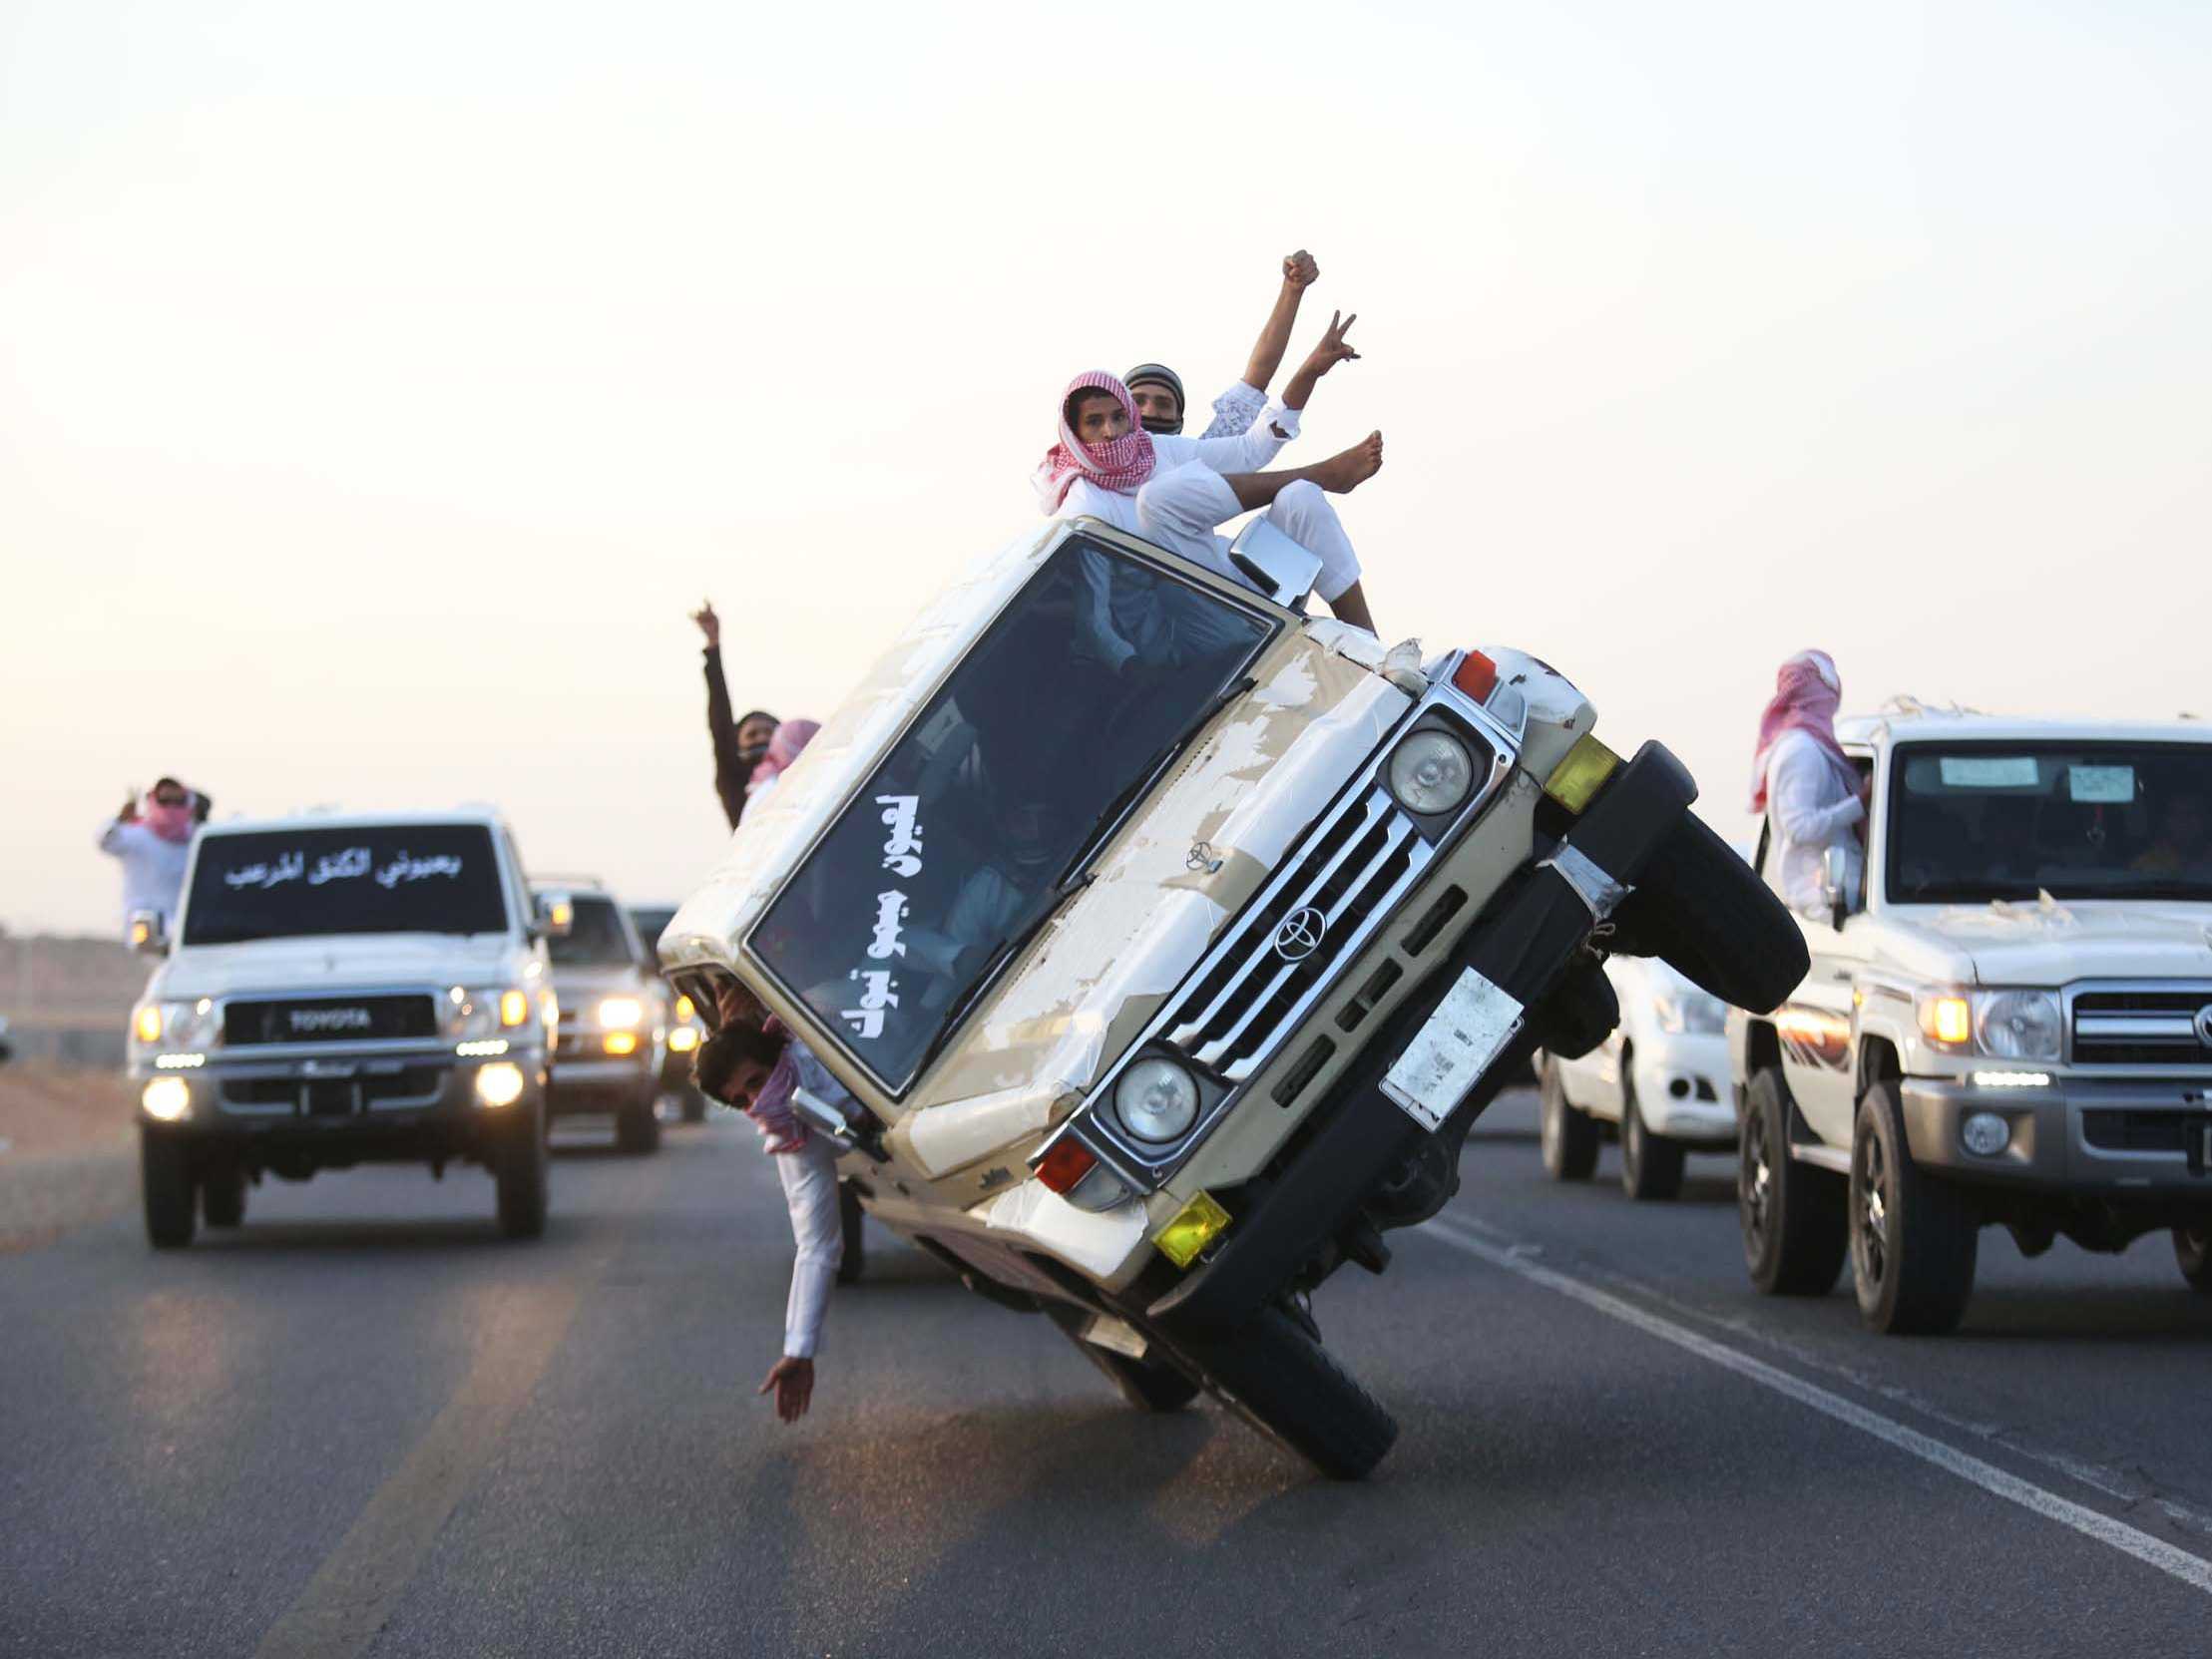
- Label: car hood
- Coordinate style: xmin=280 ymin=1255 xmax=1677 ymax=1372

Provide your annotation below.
xmin=1879 ymin=901 xmax=2212 ymax=987
xmin=149 ymin=933 xmax=526 ymax=1001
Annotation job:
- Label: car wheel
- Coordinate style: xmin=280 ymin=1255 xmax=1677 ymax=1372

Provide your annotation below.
xmin=616 ymin=1091 xmax=662 ymax=1155
xmin=2172 ymin=1223 xmax=2212 ymax=1295
xmin=141 ymin=1131 xmax=197 ymax=1250
xmin=1540 ymin=1054 xmax=1599 ymax=1182
xmin=496 ymin=1107 xmax=550 ymax=1240
xmin=1165 ymin=1303 xmax=1399 ymax=1479
xmin=836 ymin=1180 xmax=867 ymax=1286
xmin=1046 ymin=1307 xmax=1198 ymax=1413
xmin=678 ymin=1087 xmax=708 ymax=1125
xmin=1851 ymin=1080 xmax=1977 ymax=1334
xmin=201 ymin=1161 xmax=247 ymax=1229
xmin=1619 ymin=1068 xmax=1684 ymax=1201
xmin=1740 ymin=1067 xmax=1846 ymax=1295
xmin=1608 ymin=813 xmax=1809 ymax=1014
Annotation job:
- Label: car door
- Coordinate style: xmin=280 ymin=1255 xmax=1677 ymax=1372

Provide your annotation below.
xmin=1762 ymin=751 xmax=1875 ymax=1148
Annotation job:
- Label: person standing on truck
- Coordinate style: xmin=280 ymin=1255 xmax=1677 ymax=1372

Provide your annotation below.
xmin=97 ymin=778 xmax=203 ymax=940
xmin=1751 ymin=648 xmax=1867 ymax=917
xmin=691 ymin=600 xmax=779 ymax=831
xmin=1040 ymin=369 xmax=1382 ymax=633
xmin=1125 ymin=248 xmax=1322 ymax=438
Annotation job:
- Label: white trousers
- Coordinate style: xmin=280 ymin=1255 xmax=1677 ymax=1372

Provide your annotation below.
xmin=1133 ymin=465 xmax=1363 ymax=603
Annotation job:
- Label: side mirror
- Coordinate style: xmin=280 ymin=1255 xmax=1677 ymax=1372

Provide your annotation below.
xmin=1225 ymin=518 xmax=1324 ymax=612
xmin=128 ymin=910 xmax=169 ymax=957
xmin=536 ymin=891 xmax=575 ymax=940
xmin=1820 ymin=846 xmax=1853 ymax=930
xmin=790 ymin=1086 xmax=888 ymax=1163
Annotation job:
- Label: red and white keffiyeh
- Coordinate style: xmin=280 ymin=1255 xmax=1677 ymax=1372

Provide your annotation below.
xmin=1750 ymin=649 xmax=1856 ymax=813
xmin=1033 ymin=372 xmax=1156 ymax=513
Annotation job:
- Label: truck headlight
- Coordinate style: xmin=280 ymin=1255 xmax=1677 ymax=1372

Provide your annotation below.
xmin=1387 ymin=730 xmax=1476 ymax=816
xmin=597 ymin=997 xmax=645 ymax=1031
xmin=134 ymin=999 xmax=218 ymax=1049
xmin=1975 ymin=991 xmax=2062 ymax=1062
xmin=1114 ymin=1057 xmax=1200 ymax=1143
xmin=445 ymin=987 xmax=530 ymax=1040
xmin=142 ymin=1076 xmax=193 ymax=1121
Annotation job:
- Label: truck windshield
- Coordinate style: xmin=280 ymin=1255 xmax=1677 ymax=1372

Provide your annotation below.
xmin=549 ymin=897 xmax=641 ymax=968
xmin=749 ymin=535 xmax=1275 ymax=1094
xmin=182 ymin=825 xmax=510 ymax=945
xmin=1888 ymin=743 xmax=2212 ymax=904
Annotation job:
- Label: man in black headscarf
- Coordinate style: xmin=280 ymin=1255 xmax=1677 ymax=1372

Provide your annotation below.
xmin=1125 ymin=248 xmax=1319 ymax=437
xmin=691 ymin=600 xmax=778 ymax=831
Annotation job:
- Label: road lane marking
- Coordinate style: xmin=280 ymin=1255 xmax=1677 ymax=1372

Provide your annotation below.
xmin=1423 ymin=1215 xmax=2212 ymax=1599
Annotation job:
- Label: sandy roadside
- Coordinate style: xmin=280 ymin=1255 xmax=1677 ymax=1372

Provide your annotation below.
xmin=0 ymin=1063 xmax=139 ymax=1250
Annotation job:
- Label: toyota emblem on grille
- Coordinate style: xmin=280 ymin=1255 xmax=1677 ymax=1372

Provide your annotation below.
xmin=1273 ymin=907 xmax=1327 ymax=962
xmin=2196 ymin=1005 xmax=2212 ymax=1048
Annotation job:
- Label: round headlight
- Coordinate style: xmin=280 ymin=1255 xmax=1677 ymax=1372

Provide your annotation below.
xmin=597 ymin=996 xmax=645 ymax=1030
xmin=142 ymin=1076 xmax=193 ymax=1122
xmin=1976 ymin=991 xmax=2061 ymax=1061
xmin=1387 ymin=730 xmax=1476 ymax=816
xmin=1114 ymin=1057 xmax=1200 ymax=1144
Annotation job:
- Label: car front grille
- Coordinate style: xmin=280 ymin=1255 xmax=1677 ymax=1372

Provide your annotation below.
xmin=221 ymin=1066 xmax=444 ymax=1115
xmin=222 ymin=995 xmax=439 ymax=1046
xmin=2070 ymin=987 xmax=2212 ymax=1067
xmin=1161 ymin=789 xmax=1432 ymax=1080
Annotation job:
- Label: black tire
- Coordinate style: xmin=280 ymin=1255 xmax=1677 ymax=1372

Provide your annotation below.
xmin=1046 ymin=1307 xmax=1199 ymax=1413
xmin=1612 ymin=814 xmax=1808 ymax=1015
xmin=1740 ymin=1068 xmax=1846 ymax=1295
xmin=1539 ymin=1054 xmax=1598 ymax=1181
xmin=836 ymin=1180 xmax=867 ymax=1286
xmin=1619 ymin=1068 xmax=1684 ymax=1201
xmin=1851 ymin=1081 xmax=1977 ymax=1334
xmin=201 ymin=1161 xmax=247 ymax=1229
xmin=142 ymin=1131 xmax=197 ymax=1250
xmin=1533 ymin=959 xmax=1618 ymax=1061
xmin=496 ymin=1109 xmax=550 ymax=1240
xmin=616 ymin=1092 xmax=662 ymax=1155
xmin=678 ymin=1087 xmax=708 ymax=1125
xmin=1168 ymin=1304 xmax=1399 ymax=1479
xmin=2172 ymin=1223 xmax=2212 ymax=1295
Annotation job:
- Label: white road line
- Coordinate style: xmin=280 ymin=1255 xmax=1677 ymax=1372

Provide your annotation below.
xmin=1424 ymin=1215 xmax=2212 ymax=1599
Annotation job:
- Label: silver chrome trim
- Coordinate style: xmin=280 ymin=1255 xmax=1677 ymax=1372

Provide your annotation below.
xmin=2062 ymin=980 xmax=2212 ymax=1069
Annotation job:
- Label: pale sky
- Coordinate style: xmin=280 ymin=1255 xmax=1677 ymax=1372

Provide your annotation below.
xmin=3 ymin=0 xmax=2206 ymax=939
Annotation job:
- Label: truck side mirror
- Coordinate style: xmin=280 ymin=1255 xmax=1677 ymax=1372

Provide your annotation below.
xmin=1819 ymin=846 xmax=1853 ymax=930
xmin=1225 ymin=518 xmax=1324 ymax=612
xmin=128 ymin=909 xmax=169 ymax=957
xmin=535 ymin=891 xmax=575 ymax=940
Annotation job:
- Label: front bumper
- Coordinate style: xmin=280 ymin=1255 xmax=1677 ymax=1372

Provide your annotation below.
xmin=546 ymin=1050 xmax=660 ymax=1112
xmin=1901 ymin=1074 xmax=2212 ymax=1194
xmin=1630 ymin=1036 xmax=1734 ymax=1142
xmin=130 ymin=1046 xmax=545 ymax=1152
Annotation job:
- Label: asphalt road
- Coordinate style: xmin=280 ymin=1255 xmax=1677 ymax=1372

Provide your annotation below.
xmin=6 ymin=1096 xmax=2212 ymax=1658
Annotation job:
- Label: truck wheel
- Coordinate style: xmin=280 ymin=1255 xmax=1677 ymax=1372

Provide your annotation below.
xmin=142 ymin=1132 xmax=197 ymax=1250
xmin=496 ymin=1110 xmax=550 ymax=1240
xmin=1046 ymin=1308 xmax=1198 ymax=1413
xmin=1620 ymin=1072 xmax=1684 ymax=1201
xmin=1610 ymin=814 xmax=1809 ymax=1015
xmin=202 ymin=1161 xmax=247 ymax=1229
xmin=836 ymin=1180 xmax=867 ymax=1285
xmin=2173 ymin=1224 xmax=2212 ymax=1295
xmin=616 ymin=1092 xmax=662 ymax=1155
xmin=1740 ymin=1068 xmax=1846 ymax=1295
xmin=1533 ymin=959 xmax=1617 ymax=1061
xmin=1540 ymin=1055 xmax=1599 ymax=1181
xmin=1169 ymin=1304 xmax=1399 ymax=1480
xmin=1851 ymin=1081 xmax=1977 ymax=1334
xmin=678 ymin=1087 xmax=708 ymax=1125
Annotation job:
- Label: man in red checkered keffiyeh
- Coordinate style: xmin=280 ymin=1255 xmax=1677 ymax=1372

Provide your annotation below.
xmin=1033 ymin=372 xmax=1156 ymax=513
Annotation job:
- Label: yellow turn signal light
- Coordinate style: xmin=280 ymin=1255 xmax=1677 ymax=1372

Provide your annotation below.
xmin=667 ymin=1026 xmax=699 ymax=1053
xmin=134 ymin=1005 xmax=164 ymax=1043
xmin=604 ymin=1031 xmax=640 ymax=1056
xmin=1920 ymin=995 xmax=1973 ymax=1045
xmin=1544 ymin=733 xmax=1620 ymax=815
xmin=1152 ymin=1190 xmax=1233 ymax=1269
xmin=499 ymin=990 xmax=530 ymax=1028
xmin=674 ymin=994 xmax=695 ymax=1024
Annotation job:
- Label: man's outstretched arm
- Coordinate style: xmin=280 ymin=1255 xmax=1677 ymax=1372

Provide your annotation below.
xmin=1279 ymin=311 xmax=1360 ymax=412
xmin=1239 ymin=249 xmax=1318 ymax=394
xmin=693 ymin=601 xmax=749 ymax=831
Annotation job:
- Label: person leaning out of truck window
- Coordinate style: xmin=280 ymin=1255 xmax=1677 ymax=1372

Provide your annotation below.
xmin=98 ymin=777 xmax=204 ymax=941
xmin=691 ymin=599 xmax=780 ymax=832
xmin=1751 ymin=649 xmax=1866 ymax=918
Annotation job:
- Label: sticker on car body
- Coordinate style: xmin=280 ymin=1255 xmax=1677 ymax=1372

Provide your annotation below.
xmin=1381 ymin=968 xmax=1526 ymax=1130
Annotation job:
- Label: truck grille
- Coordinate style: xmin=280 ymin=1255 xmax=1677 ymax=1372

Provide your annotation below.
xmin=2070 ymin=987 xmax=2212 ymax=1067
xmin=2080 ymin=1110 xmax=2198 ymax=1152
xmin=1162 ymin=789 xmax=1433 ymax=1081
xmin=221 ymin=1066 xmax=444 ymax=1114
xmin=223 ymin=995 xmax=439 ymax=1045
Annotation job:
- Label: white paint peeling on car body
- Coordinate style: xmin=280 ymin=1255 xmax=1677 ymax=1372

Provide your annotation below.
xmin=973 ymin=1177 xmax=1150 ymax=1282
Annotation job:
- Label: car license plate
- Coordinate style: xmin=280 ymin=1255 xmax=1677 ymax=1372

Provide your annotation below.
xmin=1381 ymin=968 xmax=1525 ymax=1131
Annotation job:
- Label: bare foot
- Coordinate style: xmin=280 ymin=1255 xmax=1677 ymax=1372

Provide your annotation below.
xmin=1310 ymin=431 xmax=1383 ymax=494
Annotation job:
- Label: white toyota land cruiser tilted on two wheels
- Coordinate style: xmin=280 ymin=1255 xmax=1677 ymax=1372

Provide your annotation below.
xmin=127 ymin=810 xmax=565 ymax=1246
xmin=664 ymin=516 xmax=1807 ymax=1477
xmin=1731 ymin=713 xmax=2212 ymax=1333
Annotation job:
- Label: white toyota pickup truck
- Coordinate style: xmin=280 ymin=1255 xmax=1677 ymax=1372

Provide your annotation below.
xmin=1730 ymin=712 xmax=2212 ymax=1332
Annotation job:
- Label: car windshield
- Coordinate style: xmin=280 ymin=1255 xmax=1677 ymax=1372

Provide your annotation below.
xmin=1888 ymin=742 xmax=2212 ymax=904
xmin=549 ymin=896 xmax=640 ymax=968
xmin=749 ymin=534 xmax=1275 ymax=1094
xmin=183 ymin=825 xmax=510 ymax=945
